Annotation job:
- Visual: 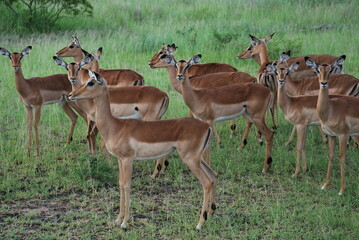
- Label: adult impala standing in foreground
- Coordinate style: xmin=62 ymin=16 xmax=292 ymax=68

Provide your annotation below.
xmin=54 ymin=55 xmax=170 ymax=178
xmin=56 ymin=36 xmax=144 ymax=86
xmin=69 ymin=70 xmax=217 ymax=229
xmin=0 ymin=46 xmax=81 ymax=155
xmin=165 ymin=54 xmax=274 ymax=173
xmin=306 ymin=56 xmax=359 ymax=195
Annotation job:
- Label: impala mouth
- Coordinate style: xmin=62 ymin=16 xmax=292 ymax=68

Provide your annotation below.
xmin=320 ymin=82 xmax=328 ymax=88
xmin=278 ymin=80 xmax=285 ymax=86
xmin=13 ymin=66 xmax=19 ymax=71
xmin=177 ymin=75 xmax=184 ymax=81
xmin=70 ymin=78 xmax=77 ymax=83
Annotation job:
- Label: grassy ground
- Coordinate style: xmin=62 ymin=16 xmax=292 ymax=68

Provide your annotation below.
xmin=0 ymin=0 xmax=358 ymax=239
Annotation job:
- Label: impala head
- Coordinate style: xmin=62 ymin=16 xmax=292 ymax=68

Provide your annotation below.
xmin=69 ymin=70 xmax=106 ymax=102
xmin=237 ymin=33 xmax=274 ymax=59
xmin=79 ymin=48 xmax=101 ymax=72
xmin=0 ymin=46 xmax=32 ymax=71
xmin=56 ymin=36 xmax=83 ymax=57
xmin=266 ymin=61 xmax=299 ymax=87
xmin=164 ymin=54 xmax=201 ymax=81
xmin=305 ymin=55 xmax=346 ymax=88
xmin=148 ymin=43 xmax=178 ymax=68
xmin=53 ymin=54 xmax=95 ymax=84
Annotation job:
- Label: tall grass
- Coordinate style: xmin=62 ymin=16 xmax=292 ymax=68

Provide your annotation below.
xmin=0 ymin=0 xmax=358 ymax=239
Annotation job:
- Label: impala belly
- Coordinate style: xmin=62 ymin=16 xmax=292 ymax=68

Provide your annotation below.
xmin=129 ymin=139 xmax=176 ymax=160
xmin=110 ymin=103 xmax=134 ymax=118
xmin=41 ymin=90 xmax=66 ymax=105
xmin=211 ymin=102 xmax=247 ymax=122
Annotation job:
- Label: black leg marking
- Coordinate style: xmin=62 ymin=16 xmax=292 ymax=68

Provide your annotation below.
xmin=211 ymin=203 xmax=216 ymax=211
xmin=203 ymin=211 xmax=208 ymax=221
xmin=260 ymin=141 xmax=264 ymax=146
xmin=242 ymin=139 xmax=247 ymax=146
xmin=70 ymin=136 xmax=73 ymax=142
xmin=267 ymin=156 xmax=273 ymax=165
xmin=157 ymin=164 xmax=162 ymax=172
xmin=164 ymin=160 xmax=169 ymax=167
xmin=230 ymin=124 xmax=236 ymax=131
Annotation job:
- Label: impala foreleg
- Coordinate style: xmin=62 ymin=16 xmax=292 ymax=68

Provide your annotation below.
xmin=229 ymin=119 xmax=236 ymax=138
xmin=34 ymin=106 xmax=41 ymax=154
xmin=61 ymin=101 xmax=78 ymax=144
xmin=25 ymin=106 xmax=33 ymax=156
xmin=322 ymin=136 xmax=335 ymax=190
xmin=338 ymin=135 xmax=348 ymax=195
xmin=285 ymin=126 xmax=296 ymax=146
xmin=293 ymin=125 xmax=307 ymax=177
xmin=119 ymin=157 xmax=133 ymax=229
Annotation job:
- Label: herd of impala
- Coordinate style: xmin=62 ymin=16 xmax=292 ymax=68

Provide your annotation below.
xmin=1 ymin=34 xmax=358 ymax=230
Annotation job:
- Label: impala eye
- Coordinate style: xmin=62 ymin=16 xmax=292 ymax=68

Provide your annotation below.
xmin=87 ymin=81 xmax=95 ymax=86
xmin=69 ymin=45 xmax=74 ymax=49
xmin=159 ymin=51 xmax=163 ymax=54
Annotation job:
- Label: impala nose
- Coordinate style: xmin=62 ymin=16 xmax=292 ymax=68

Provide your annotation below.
xmin=177 ymin=75 xmax=184 ymax=81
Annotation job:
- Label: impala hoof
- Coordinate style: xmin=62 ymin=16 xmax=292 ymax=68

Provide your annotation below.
xmin=121 ymin=222 xmax=127 ymax=229
xmin=196 ymin=224 xmax=202 ymax=230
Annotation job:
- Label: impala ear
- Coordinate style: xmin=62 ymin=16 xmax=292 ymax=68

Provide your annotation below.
xmin=79 ymin=54 xmax=94 ymax=69
xmin=266 ymin=63 xmax=276 ymax=73
xmin=20 ymin=46 xmax=32 ymax=58
xmin=249 ymin=34 xmax=261 ymax=46
xmin=72 ymin=36 xmax=81 ymax=47
xmin=81 ymin=48 xmax=90 ymax=57
xmin=332 ymin=55 xmax=346 ymax=68
xmin=96 ymin=47 xmax=102 ymax=60
xmin=0 ymin=47 xmax=11 ymax=58
xmin=279 ymin=51 xmax=290 ymax=64
xmin=305 ymin=56 xmax=317 ymax=70
xmin=190 ymin=54 xmax=201 ymax=64
xmin=88 ymin=69 xmax=96 ymax=80
xmin=94 ymin=72 xmax=104 ymax=85
xmin=264 ymin=33 xmax=275 ymax=43
xmin=53 ymin=56 xmax=68 ymax=68
xmin=163 ymin=54 xmax=176 ymax=65
xmin=288 ymin=62 xmax=299 ymax=73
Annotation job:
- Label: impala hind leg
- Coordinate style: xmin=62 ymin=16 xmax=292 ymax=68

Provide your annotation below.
xmin=60 ymin=101 xmax=78 ymax=145
xmin=181 ymin=154 xmax=216 ymax=230
xmin=151 ymin=157 xmax=169 ymax=179
xmin=253 ymin=118 xmax=273 ymax=173
xmin=229 ymin=119 xmax=236 ymax=138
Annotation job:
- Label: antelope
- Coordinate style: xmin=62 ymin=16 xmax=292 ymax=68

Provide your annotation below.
xmin=56 ymin=36 xmax=144 ymax=86
xmin=149 ymin=51 xmax=261 ymax=149
xmin=305 ymin=56 xmax=359 ymax=195
xmin=266 ymin=61 xmax=348 ymax=177
xmin=268 ymin=52 xmax=359 ymax=146
xmin=238 ymin=34 xmax=345 ymax=130
xmin=165 ymin=54 xmax=274 ymax=173
xmin=0 ymin=46 xmax=86 ymax=155
xmin=69 ymin=70 xmax=217 ymax=230
xmin=149 ymin=43 xmax=238 ymax=77
xmin=53 ymin=55 xmax=169 ymax=178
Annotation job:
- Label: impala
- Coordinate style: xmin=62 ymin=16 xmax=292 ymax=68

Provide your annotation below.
xmin=56 ymin=36 xmax=144 ymax=86
xmin=238 ymin=34 xmax=344 ymax=130
xmin=69 ymin=70 xmax=217 ymax=230
xmin=165 ymin=54 xmax=274 ymax=173
xmin=53 ymin=55 xmax=169 ymax=178
xmin=268 ymin=52 xmax=359 ymax=146
xmin=266 ymin=62 xmax=347 ymax=177
xmin=149 ymin=43 xmax=238 ymax=77
xmin=150 ymin=51 xmax=261 ymax=149
xmin=0 ymin=46 xmax=86 ymax=155
xmin=306 ymin=56 xmax=359 ymax=195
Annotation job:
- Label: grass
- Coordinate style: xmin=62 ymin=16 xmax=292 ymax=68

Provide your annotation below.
xmin=0 ymin=0 xmax=358 ymax=239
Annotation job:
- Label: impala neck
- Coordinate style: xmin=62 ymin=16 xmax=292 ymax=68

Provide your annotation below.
xmin=166 ymin=65 xmax=182 ymax=93
xmin=180 ymin=70 xmax=199 ymax=111
xmin=252 ymin=54 xmax=262 ymax=65
xmin=93 ymin=88 xmax=119 ymax=139
xmin=317 ymin=82 xmax=330 ymax=122
xmin=277 ymin=81 xmax=292 ymax=114
xmin=281 ymin=76 xmax=298 ymax=95
xmin=258 ymin=45 xmax=270 ymax=65
xmin=14 ymin=68 xmax=29 ymax=96
xmin=73 ymin=54 xmax=83 ymax=63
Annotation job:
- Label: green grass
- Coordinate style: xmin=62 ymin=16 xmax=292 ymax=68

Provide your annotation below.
xmin=0 ymin=0 xmax=358 ymax=239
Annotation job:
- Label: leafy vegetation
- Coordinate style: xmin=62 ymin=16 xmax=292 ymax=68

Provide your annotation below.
xmin=0 ymin=0 xmax=358 ymax=239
